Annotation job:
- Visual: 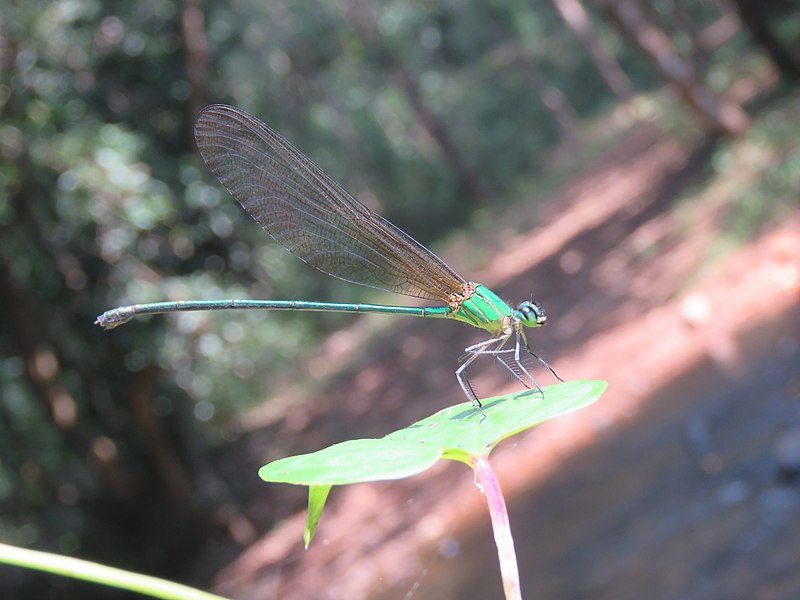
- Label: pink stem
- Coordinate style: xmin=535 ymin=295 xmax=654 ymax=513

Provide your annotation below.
xmin=472 ymin=455 xmax=522 ymax=600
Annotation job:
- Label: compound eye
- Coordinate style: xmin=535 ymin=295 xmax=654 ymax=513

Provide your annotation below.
xmin=517 ymin=301 xmax=547 ymax=326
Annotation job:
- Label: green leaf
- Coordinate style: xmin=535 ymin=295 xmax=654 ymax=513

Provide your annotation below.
xmin=389 ymin=379 xmax=606 ymax=463
xmin=260 ymin=381 xmax=605 ymax=484
xmin=261 ymin=381 xmax=605 ymax=547
xmin=260 ymin=438 xmax=444 ymax=486
xmin=305 ymin=485 xmax=332 ymax=548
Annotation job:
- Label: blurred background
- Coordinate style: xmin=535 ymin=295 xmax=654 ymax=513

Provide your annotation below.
xmin=1 ymin=0 xmax=799 ymax=598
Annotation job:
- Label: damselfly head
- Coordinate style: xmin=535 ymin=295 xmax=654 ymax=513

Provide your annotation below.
xmin=515 ymin=301 xmax=546 ymax=327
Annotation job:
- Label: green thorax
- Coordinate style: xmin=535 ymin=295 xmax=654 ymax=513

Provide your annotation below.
xmin=451 ymin=284 xmax=512 ymax=333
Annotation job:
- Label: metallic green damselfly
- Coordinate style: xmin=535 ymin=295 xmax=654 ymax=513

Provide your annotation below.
xmin=96 ymin=105 xmax=559 ymax=410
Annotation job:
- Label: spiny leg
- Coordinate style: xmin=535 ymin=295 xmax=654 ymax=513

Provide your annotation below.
xmin=456 ymin=334 xmax=511 ymax=414
xmin=518 ymin=329 xmax=564 ymax=383
xmin=459 ymin=332 xmax=541 ymax=399
xmin=495 ymin=349 xmax=537 ymax=390
xmin=511 ymin=331 xmax=545 ymax=394
xmin=485 ymin=336 xmax=537 ymax=390
xmin=456 ymin=329 xmax=561 ymax=412
xmin=461 ymin=334 xmax=536 ymax=391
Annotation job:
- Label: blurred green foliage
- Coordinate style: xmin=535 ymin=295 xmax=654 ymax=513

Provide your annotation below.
xmin=723 ymin=97 xmax=800 ymax=238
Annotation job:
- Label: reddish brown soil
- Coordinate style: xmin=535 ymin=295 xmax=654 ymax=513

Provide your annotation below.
xmin=208 ymin=122 xmax=800 ymax=600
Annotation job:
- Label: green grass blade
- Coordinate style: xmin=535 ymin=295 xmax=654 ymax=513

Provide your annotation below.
xmin=0 ymin=542 xmax=229 ymax=600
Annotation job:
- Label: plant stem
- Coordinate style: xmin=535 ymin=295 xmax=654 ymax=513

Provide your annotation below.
xmin=0 ymin=542 xmax=229 ymax=600
xmin=472 ymin=455 xmax=522 ymax=600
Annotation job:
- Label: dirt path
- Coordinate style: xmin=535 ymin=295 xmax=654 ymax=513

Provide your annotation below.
xmin=209 ymin=123 xmax=800 ymax=600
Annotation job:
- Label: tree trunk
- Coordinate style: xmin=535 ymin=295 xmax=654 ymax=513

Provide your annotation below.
xmin=603 ymin=0 xmax=750 ymax=136
xmin=342 ymin=0 xmax=489 ymax=207
xmin=181 ymin=0 xmax=210 ymax=119
xmin=659 ymin=0 xmax=713 ymax=76
xmin=551 ymin=0 xmax=634 ymax=101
